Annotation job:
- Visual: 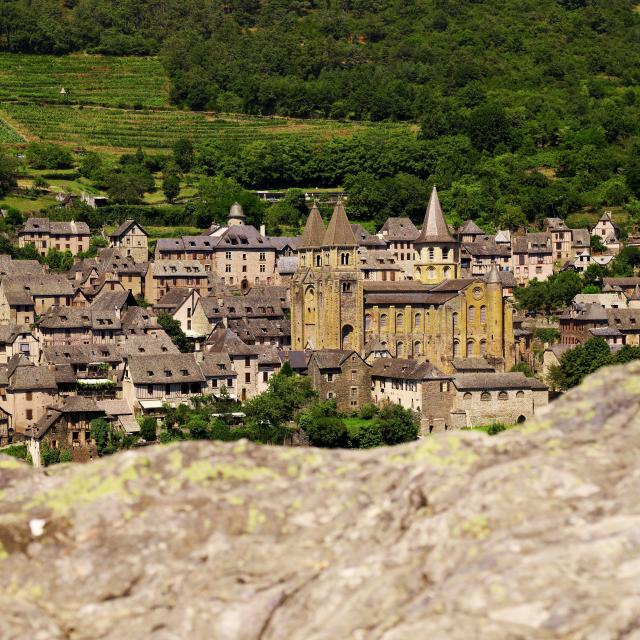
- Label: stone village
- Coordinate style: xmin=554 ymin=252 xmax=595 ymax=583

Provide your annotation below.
xmin=0 ymin=187 xmax=629 ymax=461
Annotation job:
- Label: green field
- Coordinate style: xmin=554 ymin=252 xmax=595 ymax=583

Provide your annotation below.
xmin=0 ymin=115 xmax=23 ymax=142
xmin=0 ymin=102 xmax=410 ymax=152
xmin=0 ymin=53 xmax=168 ymax=108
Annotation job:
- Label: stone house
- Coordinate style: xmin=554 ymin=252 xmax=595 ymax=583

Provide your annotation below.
xmin=153 ymin=288 xmax=201 ymax=337
xmin=306 ymin=349 xmax=371 ymax=412
xmin=592 ymin=212 xmax=620 ymax=254
xmin=38 ymin=308 xmax=122 ymax=346
xmin=358 ymin=249 xmax=403 ymax=282
xmin=123 ymin=353 xmax=206 ymax=416
xmin=18 ymin=218 xmax=90 ymax=255
xmin=511 ymin=233 xmax=554 ymax=284
xmin=447 ymin=372 xmax=549 ymax=428
xmin=559 ymin=303 xmax=608 ymax=345
xmin=0 ymin=356 xmax=59 ymax=438
xmin=460 ymin=236 xmax=511 ymax=277
xmin=370 ymin=358 xmax=451 ymax=432
xmin=145 ymin=260 xmax=210 ymax=304
xmin=109 ymin=219 xmax=149 ymax=263
xmin=0 ymin=274 xmax=76 ymax=324
xmin=544 ymin=218 xmax=573 ymax=263
xmin=0 ymin=324 xmax=38 ymax=364
xmin=377 ymin=217 xmax=420 ymax=277
xmin=205 ymin=328 xmax=260 ymax=401
xmin=200 ymin=352 xmax=238 ymax=399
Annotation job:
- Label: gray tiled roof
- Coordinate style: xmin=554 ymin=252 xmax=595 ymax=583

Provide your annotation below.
xmin=127 ymin=353 xmax=205 ymax=384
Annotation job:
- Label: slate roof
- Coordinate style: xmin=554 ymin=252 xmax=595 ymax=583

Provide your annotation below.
xmin=322 ymin=201 xmax=357 ymax=246
xmin=127 ymin=353 xmax=205 ymax=385
xmin=217 ymin=225 xmax=274 ymax=249
xmin=462 ymin=238 xmax=510 ymax=258
xmin=571 ymin=228 xmax=591 ymax=248
xmin=277 ymin=256 xmax=297 ymax=275
xmin=200 ymin=353 xmax=236 ymax=378
xmin=120 ymin=333 xmax=178 ymax=357
xmin=297 ymin=203 xmax=326 ymax=250
xmin=309 ymin=349 xmax=361 ymax=370
xmin=370 ymin=358 xmax=445 ymax=380
xmin=453 ymin=372 xmax=548 ymax=391
xmin=20 ymin=217 xmax=90 ymax=235
xmin=451 ymin=357 xmax=495 ymax=373
xmin=377 ymin=217 xmax=420 ymax=241
xmin=458 ymin=220 xmax=484 ymax=236
xmin=512 ymin=233 xmax=552 ymax=254
xmin=154 ymin=288 xmax=192 ymax=311
xmin=351 ymin=224 xmax=386 ymax=248
xmin=417 ymin=187 xmax=455 ymax=243
xmin=109 ymin=219 xmax=148 ymax=239
xmin=205 ymin=328 xmax=259 ymax=356
xmin=8 ymin=363 xmax=58 ymax=391
xmin=150 ymin=261 xmax=208 ymax=277
xmin=269 ymin=237 xmax=299 ymax=252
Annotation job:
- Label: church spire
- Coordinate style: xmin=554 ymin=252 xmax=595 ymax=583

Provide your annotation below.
xmin=418 ymin=186 xmax=455 ymax=243
xmin=322 ymin=199 xmax=357 ymax=246
xmin=298 ymin=201 xmax=325 ymax=249
xmin=486 ymin=261 xmax=501 ymax=285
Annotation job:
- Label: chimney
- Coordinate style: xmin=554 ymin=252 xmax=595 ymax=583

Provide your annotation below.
xmin=260 ymin=224 xmax=266 ymax=237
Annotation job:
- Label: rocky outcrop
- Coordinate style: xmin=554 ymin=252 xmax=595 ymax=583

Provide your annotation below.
xmin=2 ymin=362 xmax=640 ymax=639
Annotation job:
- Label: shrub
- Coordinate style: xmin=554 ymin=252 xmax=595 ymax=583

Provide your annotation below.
xmin=358 ymin=403 xmax=380 ymax=420
xmin=139 ymin=417 xmax=157 ymax=442
xmin=376 ymin=404 xmax=419 ymax=445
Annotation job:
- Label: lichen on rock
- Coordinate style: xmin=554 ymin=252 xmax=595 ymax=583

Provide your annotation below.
xmin=2 ymin=362 xmax=640 ymax=639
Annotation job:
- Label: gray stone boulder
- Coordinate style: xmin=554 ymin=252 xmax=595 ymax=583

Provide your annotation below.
xmin=2 ymin=361 xmax=640 ymax=639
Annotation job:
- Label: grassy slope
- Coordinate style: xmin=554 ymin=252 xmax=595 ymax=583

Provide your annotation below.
xmin=0 ymin=53 xmax=411 ymax=152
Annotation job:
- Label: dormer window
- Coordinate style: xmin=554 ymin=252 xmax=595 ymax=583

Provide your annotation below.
xmin=181 ymin=369 xmax=189 ymax=376
xmin=164 ymin=370 xmax=172 ymax=377
xmin=147 ymin=370 xmax=153 ymax=376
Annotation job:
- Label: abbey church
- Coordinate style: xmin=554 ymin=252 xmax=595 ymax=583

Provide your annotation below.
xmin=290 ymin=188 xmax=516 ymax=373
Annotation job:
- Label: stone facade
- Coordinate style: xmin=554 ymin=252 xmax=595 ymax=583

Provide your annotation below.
xmin=109 ymin=220 xmax=149 ymax=263
xmin=18 ymin=218 xmax=90 ymax=256
xmin=307 ymin=350 xmax=371 ymax=412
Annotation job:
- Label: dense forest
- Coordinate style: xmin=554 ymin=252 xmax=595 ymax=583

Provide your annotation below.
xmin=2 ymin=0 xmax=640 ymax=229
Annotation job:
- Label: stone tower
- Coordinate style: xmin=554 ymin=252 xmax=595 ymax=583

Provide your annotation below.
xmin=291 ymin=201 xmax=363 ymax=351
xmin=228 ymin=202 xmax=246 ymax=226
xmin=414 ymin=187 xmax=459 ymax=285
xmin=485 ymin=261 xmax=511 ymax=364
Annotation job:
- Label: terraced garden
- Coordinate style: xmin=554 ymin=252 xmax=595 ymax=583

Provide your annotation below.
xmin=0 ymin=102 xmax=411 ymax=151
xmin=0 ymin=116 xmax=22 ymax=142
xmin=0 ymin=53 xmax=168 ymax=108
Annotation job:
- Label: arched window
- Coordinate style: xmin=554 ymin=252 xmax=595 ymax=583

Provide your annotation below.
xmin=364 ymin=314 xmax=372 ymax=330
xmin=414 ymin=313 xmax=421 ymax=328
xmin=452 ymin=312 xmax=458 ymax=329
xmin=341 ymin=325 xmax=354 ymax=349
xmin=315 ymin=254 xmax=321 ymax=267
xmin=428 ymin=247 xmax=435 ymax=260
xmin=340 ymin=252 xmax=350 ymax=265
xmin=397 ymin=341 xmax=404 ymax=357
xmin=516 ymin=390 xmax=525 ymax=399
xmin=442 ymin=247 xmax=450 ymax=260
xmin=468 ymin=305 xmax=475 ymax=323
xmin=480 ymin=305 xmax=487 ymax=323
xmin=453 ymin=340 xmax=460 ymax=357
xmin=443 ymin=266 xmax=450 ymax=279
xmin=463 ymin=392 xmax=472 ymax=401
xmin=341 ymin=282 xmax=352 ymax=293
xmin=428 ymin=266 xmax=436 ymax=279
xmin=480 ymin=339 xmax=487 ymax=355
xmin=414 ymin=341 xmax=422 ymax=356
xmin=380 ymin=314 xmax=388 ymax=328
xmin=481 ymin=391 xmax=491 ymax=402
xmin=396 ymin=313 xmax=404 ymax=329
xmin=498 ymin=391 xmax=508 ymax=401
xmin=466 ymin=339 xmax=474 ymax=357
xmin=414 ymin=267 xmax=421 ymax=279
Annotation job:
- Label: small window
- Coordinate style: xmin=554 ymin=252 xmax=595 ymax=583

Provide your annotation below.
xmin=380 ymin=314 xmax=388 ymax=328
xmin=481 ymin=391 xmax=491 ymax=402
xmin=498 ymin=391 xmax=508 ymax=401
xmin=463 ymin=392 xmax=472 ymax=401
xmin=516 ymin=390 xmax=525 ymax=399
xmin=26 ymin=409 xmax=33 ymax=420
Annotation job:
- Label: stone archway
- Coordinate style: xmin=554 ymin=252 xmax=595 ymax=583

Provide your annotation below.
xmin=342 ymin=325 xmax=354 ymax=349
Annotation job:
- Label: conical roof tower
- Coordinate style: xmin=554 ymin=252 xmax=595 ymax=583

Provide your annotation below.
xmin=298 ymin=202 xmax=326 ymax=249
xmin=417 ymin=187 xmax=455 ymax=243
xmin=323 ymin=199 xmax=357 ymax=246
xmin=486 ymin=261 xmax=501 ymax=285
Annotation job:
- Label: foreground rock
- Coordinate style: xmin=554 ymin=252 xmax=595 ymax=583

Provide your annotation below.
xmin=2 ymin=363 xmax=640 ymax=639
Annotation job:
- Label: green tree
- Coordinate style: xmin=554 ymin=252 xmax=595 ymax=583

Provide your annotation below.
xmin=590 ymin=235 xmax=606 ymax=253
xmin=0 ymin=151 xmax=18 ymax=197
xmin=26 ymin=143 xmax=73 ymax=169
xmin=375 ymin=404 xmax=419 ymax=445
xmin=298 ymin=400 xmax=348 ymax=448
xmin=173 ymin=138 xmax=195 ymax=173
xmin=549 ymin=338 xmax=613 ymax=390
xmin=162 ymin=173 xmax=180 ymax=203
xmin=157 ymin=313 xmax=194 ymax=352
xmin=139 ymin=417 xmax=157 ymax=442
